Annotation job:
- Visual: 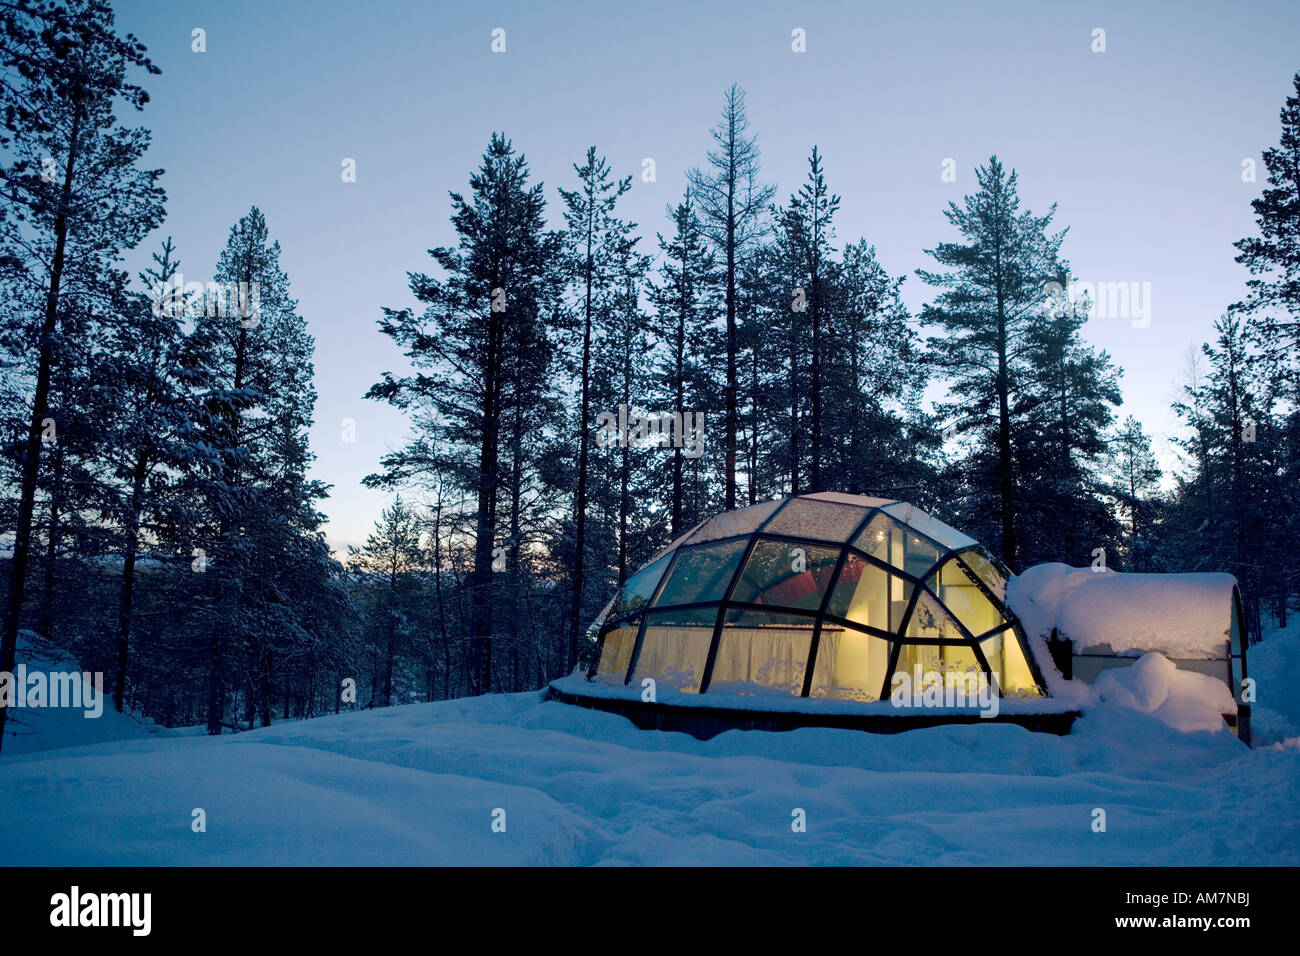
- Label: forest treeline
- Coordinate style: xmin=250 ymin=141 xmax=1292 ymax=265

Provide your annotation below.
xmin=1 ymin=2 xmax=1296 ymax=748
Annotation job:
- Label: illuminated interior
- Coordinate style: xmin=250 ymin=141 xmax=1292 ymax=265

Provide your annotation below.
xmin=586 ymin=493 xmax=1047 ymax=701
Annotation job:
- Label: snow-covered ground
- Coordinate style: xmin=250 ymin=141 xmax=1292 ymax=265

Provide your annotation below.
xmin=2 ymin=623 xmax=1297 ymax=866
xmin=1249 ymin=616 xmax=1300 ymax=745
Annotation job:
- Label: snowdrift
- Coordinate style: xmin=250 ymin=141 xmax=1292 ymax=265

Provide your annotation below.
xmin=0 ymin=631 xmax=170 ymax=756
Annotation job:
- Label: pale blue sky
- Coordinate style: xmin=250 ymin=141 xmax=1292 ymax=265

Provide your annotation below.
xmin=114 ymin=0 xmax=1300 ymax=550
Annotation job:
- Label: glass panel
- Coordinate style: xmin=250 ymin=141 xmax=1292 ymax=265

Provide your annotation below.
xmin=826 ymin=554 xmax=911 ymax=633
xmin=903 ymin=588 xmax=967 ymax=641
xmin=981 ymin=629 xmax=1044 ymax=697
xmin=611 ymin=553 xmax=672 ymax=619
xmin=927 ymin=558 xmax=1005 ymax=637
xmin=801 ymin=491 xmax=895 ymax=508
xmin=632 ymin=607 xmax=718 ymax=692
xmin=685 ymin=499 xmax=783 ymax=545
xmin=593 ymin=625 xmax=638 ymax=685
xmin=853 ymin=513 xmax=943 ymax=579
xmin=956 ymin=548 xmax=1008 ymax=602
xmin=653 ymin=538 xmax=747 ymax=607
xmin=891 ymin=642 xmax=989 ymax=704
xmin=731 ymin=540 xmax=840 ymax=611
xmin=762 ymin=497 xmax=868 ymax=543
xmin=648 ymin=525 xmax=702 ymax=564
xmin=880 ymin=502 xmax=977 ymax=550
xmin=708 ymin=610 xmax=815 ymax=696
xmin=809 ymin=628 xmax=891 ymax=702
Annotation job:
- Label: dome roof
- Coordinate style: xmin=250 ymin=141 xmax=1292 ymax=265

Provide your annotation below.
xmin=585 ymin=493 xmax=1046 ymax=702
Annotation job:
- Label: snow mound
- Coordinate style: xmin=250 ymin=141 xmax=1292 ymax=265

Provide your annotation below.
xmin=1009 ymin=563 xmax=1237 ymax=660
xmin=1 ymin=631 xmax=170 ymax=756
xmin=1246 ymin=617 xmax=1300 ymax=745
xmin=1093 ymin=652 xmax=1236 ymax=733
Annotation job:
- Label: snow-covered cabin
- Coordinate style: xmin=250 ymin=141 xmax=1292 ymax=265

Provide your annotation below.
xmin=1006 ymin=563 xmax=1249 ymax=737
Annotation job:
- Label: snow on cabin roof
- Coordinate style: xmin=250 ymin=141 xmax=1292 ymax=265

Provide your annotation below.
xmin=1006 ymin=563 xmax=1239 ymax=661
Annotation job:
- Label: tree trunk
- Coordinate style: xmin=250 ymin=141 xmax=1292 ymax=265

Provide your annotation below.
xmin=724 ymin=121 xmax=738 ymax=511
xmin=0 ymin=113 xmax=82 ymax=755
xmin=115 ymin=452 xmax=149 ymax=712
xmin=36 ymin=440 xmax=65 ymax=639
xmin=569 ymin=218 xmax=594 ymax=671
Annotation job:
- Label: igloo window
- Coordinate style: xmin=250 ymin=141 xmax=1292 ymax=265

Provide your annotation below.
xmin=611 ymin=552 xmax=672 ymax=620
xmin=763 ymin=497 xmax=868 ymax=542
xmin=731 ymin=540 xmax=840 ymax=610
xmin=632 ymin=607 xmax=718 ymax=692
xmin=853 ymin=513 xmax=943 ymax=579
xmin=654 ymin=539 xmax=747 ymax=607
xmin=926 ymin=557 xmax=1006 ymax=638
xmin=594 ymin=625 xmax=639 ymax=685
xmin=685 ymin=498 xmax=783 ymax=545
xmin=708 ymin=610 xmax=816 ymax=696
xmin=809 ymin=629 xmax=892 ymax=702
xmin=826 ymin=554 xmax=912 ymax=633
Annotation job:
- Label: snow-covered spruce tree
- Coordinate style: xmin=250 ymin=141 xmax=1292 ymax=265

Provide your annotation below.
xmin=918 ymin=157 xmax=1068 ymax=571
xmin=179 ymin=207 xmax=342 ymax=733
xmin=687 ymin=85 xmax=776 ymax=510
xmin=95 ymin=239 xmax=190 ymax=711
xmin=367 ymin=134 xmax=563 ymax=695
xmin=556 ymin=147 xmax=639 ymax=671
xmin=0 ymin=0 xmax=164 ymax=753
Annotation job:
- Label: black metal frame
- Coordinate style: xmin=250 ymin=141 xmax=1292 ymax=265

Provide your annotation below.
xmin=1229 ymin=584 xmax=1252 ymax=746
xmin=588 ymin=495 xmax=1049 ymax=701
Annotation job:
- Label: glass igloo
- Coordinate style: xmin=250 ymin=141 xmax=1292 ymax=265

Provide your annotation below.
xmin=584 ymin=492 xmax=1046 ymax=702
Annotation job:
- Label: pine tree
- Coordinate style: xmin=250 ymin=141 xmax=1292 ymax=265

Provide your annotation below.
xmin=181 ymin=207 xmax=331 ymax=732
xmin=587 ymin=242 xmax=653 ymax=588
xmin=918 ymin=157 xmax=1068 ymax=569
xmin=1107 ymin=416 xmax=1163 ymax=571
xmin=352 ymin=495 xmax=424 ymax=707
xmin=1233 ymin=70 xmax=1300 ymax=623
xmin=1014 ymin=298 xmax=1123 ymax=567
xmin=827 ymin=239 xmax=933 ymax=500
xmin=557 ymin=147 xmax=638 ymax=671
xmin=646 ymin=190 xmax=722 ymax=536
xmin=1170 ymin=313 xmax=1282 ymax=634
xmin=776 ymin=148 xmax=840 ymax=492
xmin=687 ymin=85 xmax=775 ymax=510
xmin=1234 ymin=71 xmax=1300 ymax=404
xmin=99 ymin=238 xmax=189 ymax=710
xmin=367 ymin=135 xmax=563 ymax=695
xmin=0 ymin=0 xmax=164 ymax=752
